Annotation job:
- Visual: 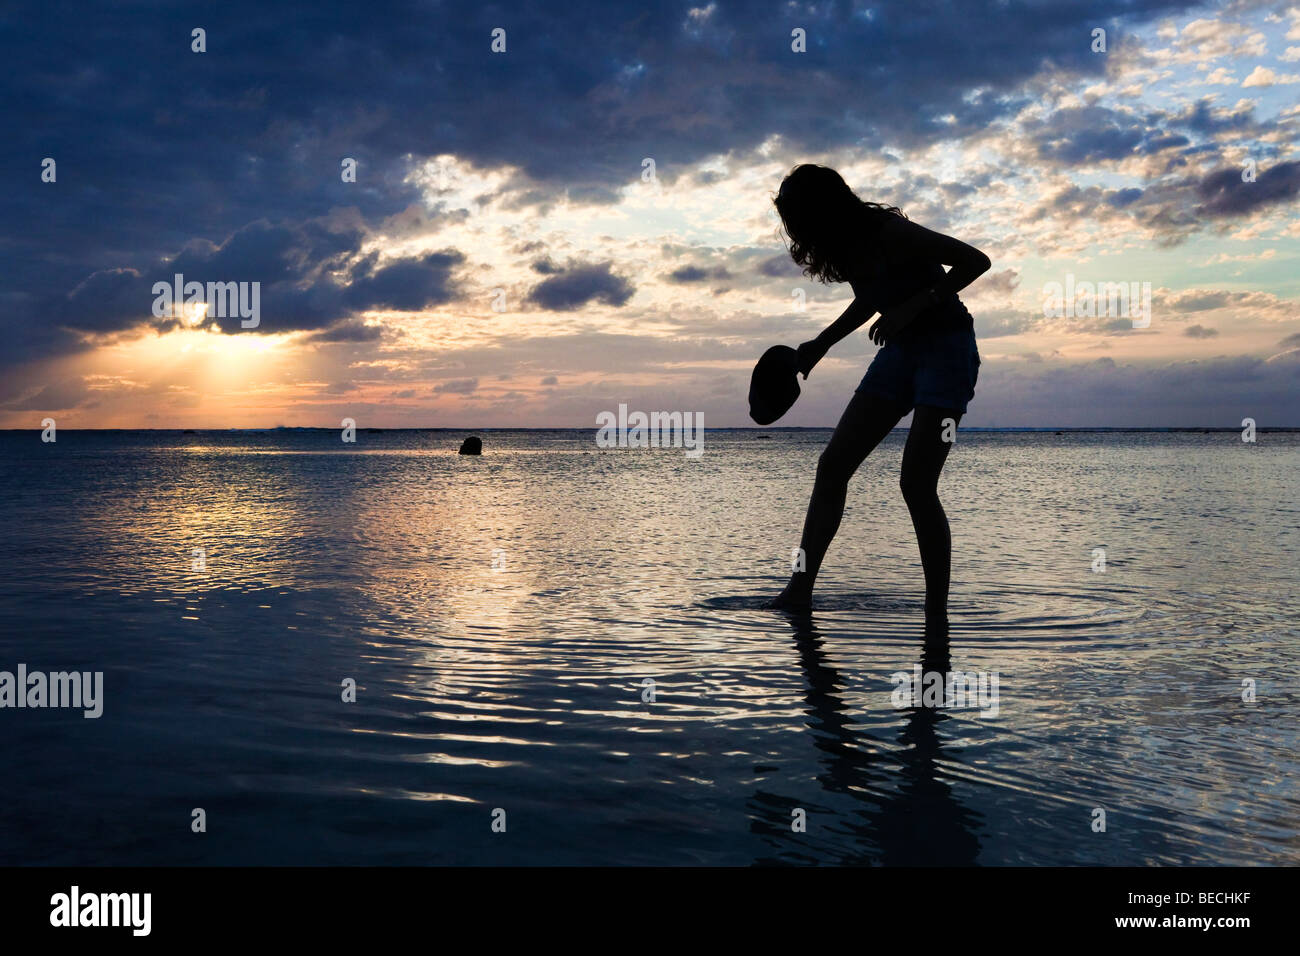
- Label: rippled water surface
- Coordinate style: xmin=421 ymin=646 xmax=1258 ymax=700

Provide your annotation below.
xmin=1 ymin=429 xmax=1297 ymax=865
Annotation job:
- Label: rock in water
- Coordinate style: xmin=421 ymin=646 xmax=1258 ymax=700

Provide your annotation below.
xmin=458 ymin=436 xmax=482 ymax=455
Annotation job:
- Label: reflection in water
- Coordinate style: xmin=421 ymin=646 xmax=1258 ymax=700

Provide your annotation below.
xmin=0 ymin=429 xmax=1297 ymax=865
xmin=751 ymin=617 xmax=981 ymax=865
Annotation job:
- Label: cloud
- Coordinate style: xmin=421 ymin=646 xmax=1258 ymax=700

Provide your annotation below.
xmin=1241 ymin=65 xmax=1300 ymax=87
xmin=526 ymin=261 xmax=634 ymax=310
xmin=2 ymin=378 xmax=89 ymax=411
xmin=341 ymin=250 xmax=464 ymax=312
xmin=5 ymin=0 xmax=1298 ymax=427
xmin=1196 ymin=161 xmax=1300 ymax=217
xmin=1167 ymin=288 xmax=1290 ymax=315
xmin=1183 ymin=323 xmax=1218 ymax=337
xmin=432 ymin=378 xmax=479 ymax=394
xmin=666 ymin=265 xmax=732 ymax=283
xmin=1031 ymin=151 xmax=1300 ymax=245
xmin=971 ymin=269 xmax=1021 ymax=297
xmin=758 ymin=254 xmax=802 ymax=278
xmin=965 ymin=353 xmax=1300 ymax=427
xmin=974 ymin=309 xmax=1041 ymax=338
xmin=18 ymin=220 xmax=468 ymax=362
xmin=309 ymin=321 xmax=384 ymax=343
xmin=1024 ymin=105 xmax=1188 ymax=165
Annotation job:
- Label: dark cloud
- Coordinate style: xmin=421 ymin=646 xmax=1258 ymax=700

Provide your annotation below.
xmin=1169 ymin=97 xmax=1261 ymax=137
xmin=7 ymin=0 xmax=1284 ymax=426
xmin=758 ymin=253 xmax=802 ymax=278
xmin=14 ymin=218 xmax=466 ymax=357
xmin=1 ymin=0 xmax=1198 ymax=288
xmin=432 ymin=377 xmax=479 ymax=394
xmin=3 ymin=378 xmax=90 ymax=412
xmin=1017 ymin=91 xmax=1299 ymax=242
xmin=310 ymin=321 xmax=384 ymax=343
xmin=1026 ymin=105 xmax=1172 ymax=166
xmin=342 ymin=250 xmax=464 ymax=311
xmin=52 ymin=268 xmax=155 ymax=335
xmin=1036 ymin=156 xmax=1300 ymax=244
xmin=666 ymin=265 xmax=732 ymax=283
xmin=169 ymin=221 xmax=307 ymax=286
xmin=526 ymin=262 xmax=634 ymax=310
xmin=1183 ymin=324 xmax=1218 ymax=338
xmin=1196 ymin=161 xmax=1300 ymax=217
xmin=1108 ymin=187 xmax=1144 ymax=208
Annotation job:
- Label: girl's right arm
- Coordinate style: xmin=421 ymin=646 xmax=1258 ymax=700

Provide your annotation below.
xmin=797 ymin=295 xmax=878 ymax=378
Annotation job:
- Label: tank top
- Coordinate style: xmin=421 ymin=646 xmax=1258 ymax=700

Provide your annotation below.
xmin=846 ymin=228 xmax=974 ymax=344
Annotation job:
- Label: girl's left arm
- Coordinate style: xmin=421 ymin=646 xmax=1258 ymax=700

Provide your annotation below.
xmin=897 ymin=218 xmax=992 ymax=299
xmin=868 ymin=219 xmax=991 ymax=345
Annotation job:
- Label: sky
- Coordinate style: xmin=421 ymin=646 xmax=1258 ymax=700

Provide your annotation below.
xmin=2 ymin=0 xmax=1298 ymax=428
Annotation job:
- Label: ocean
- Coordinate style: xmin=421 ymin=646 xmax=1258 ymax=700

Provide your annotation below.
xmin=1 ymin=428 xmax=1296 ymax=865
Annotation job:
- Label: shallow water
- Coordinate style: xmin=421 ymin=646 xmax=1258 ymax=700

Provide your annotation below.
xmin=1 ymin=428 xmax=1297 ymax=865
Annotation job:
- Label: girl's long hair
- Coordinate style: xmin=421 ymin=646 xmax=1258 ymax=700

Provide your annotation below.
xmin=773 ymin=164 xmax=906 ymax=284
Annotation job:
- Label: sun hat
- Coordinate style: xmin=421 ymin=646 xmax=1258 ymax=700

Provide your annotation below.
xmin=748 ymin=345 xmax=801 ymax=425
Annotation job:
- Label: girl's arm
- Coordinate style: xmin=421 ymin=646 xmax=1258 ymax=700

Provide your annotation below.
xmin=795 ymin=220 xmax=991 ymax=373
xmin=796 ymin=295 xmax=878 ymax=378
xmin=891 ymin=217 xmax=991 ymax=298
xmin=868 ymin=218 xmax=991 ymax=344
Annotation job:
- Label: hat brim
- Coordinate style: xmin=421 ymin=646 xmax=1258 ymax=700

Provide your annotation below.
xmin=748 ymin=345 xmax=801 ymax=425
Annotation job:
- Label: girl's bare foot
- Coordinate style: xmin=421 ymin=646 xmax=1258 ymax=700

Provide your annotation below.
xmin=764 ymin=575 xmax=813 ymax=610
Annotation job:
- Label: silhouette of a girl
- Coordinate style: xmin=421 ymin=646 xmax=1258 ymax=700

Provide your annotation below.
xmin=766 ymin=164 xmax=990 ymax=625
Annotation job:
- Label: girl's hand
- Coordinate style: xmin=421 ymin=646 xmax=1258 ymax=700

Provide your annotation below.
xmin=795 ymin=340 xmax=827 ymax=379
xmin=868 ymin=296 xmax=924 ymax=345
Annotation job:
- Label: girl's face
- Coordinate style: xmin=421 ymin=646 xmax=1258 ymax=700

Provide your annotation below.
xmin=776 ymin=194 xmax=830 ymax=245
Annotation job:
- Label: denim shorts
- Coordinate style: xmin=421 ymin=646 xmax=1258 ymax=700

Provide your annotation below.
xmin=856 ymin=326 xmax=980 ymax=414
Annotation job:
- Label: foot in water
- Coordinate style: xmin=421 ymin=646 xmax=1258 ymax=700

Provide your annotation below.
xmin=763 ymin=576 xmax=813 ymax=610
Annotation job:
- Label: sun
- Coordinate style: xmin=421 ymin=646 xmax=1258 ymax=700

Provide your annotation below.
xmin=184 ymin=301 xmax=209 ymax=326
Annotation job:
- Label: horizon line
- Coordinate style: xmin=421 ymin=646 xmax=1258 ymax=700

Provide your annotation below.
xmin=5 ymin=425 xmax=1296 ymax=433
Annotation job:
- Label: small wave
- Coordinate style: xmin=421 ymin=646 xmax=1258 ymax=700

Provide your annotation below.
xmin=699 ymin=580 xmax=1177 ymax=647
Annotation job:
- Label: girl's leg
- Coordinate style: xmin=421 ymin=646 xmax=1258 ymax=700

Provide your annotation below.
xmin=899 ymin=405 xmax=961 ymax=625
xmin=769 ymin=391 xmax=908 ymax=608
